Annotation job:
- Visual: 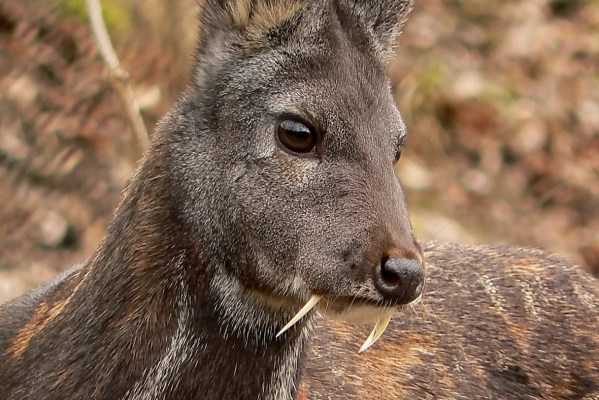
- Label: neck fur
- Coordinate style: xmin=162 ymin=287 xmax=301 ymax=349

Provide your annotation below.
xmin=86 ymin=160 xmax=311 ymax=400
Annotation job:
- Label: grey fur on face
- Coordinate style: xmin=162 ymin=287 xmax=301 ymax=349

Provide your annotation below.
xmin=164 ymin=0 xmax=420 ymax=325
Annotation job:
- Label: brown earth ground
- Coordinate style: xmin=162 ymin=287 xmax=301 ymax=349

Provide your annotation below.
xmin=0 ymin=0 xmax=598 ymax=303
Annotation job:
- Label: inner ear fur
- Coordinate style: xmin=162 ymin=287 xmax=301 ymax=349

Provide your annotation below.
xmin=230 ymin=0 xmax=303 ymax=31
xmin=198 ymin=0 xmax=304 ymax=38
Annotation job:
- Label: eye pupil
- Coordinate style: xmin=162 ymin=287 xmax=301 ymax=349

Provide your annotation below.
xmin=277 ymin=119 xmax=317 ymax=154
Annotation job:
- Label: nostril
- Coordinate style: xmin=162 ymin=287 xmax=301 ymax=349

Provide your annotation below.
xmin=379 ymin=256 xmax=401 ymax=287
xmin=374 ymin=256 xmax=425 ymax=304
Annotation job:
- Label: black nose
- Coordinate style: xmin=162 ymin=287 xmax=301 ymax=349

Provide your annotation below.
xmin=373 ymin=256 xmax=425 ymax=304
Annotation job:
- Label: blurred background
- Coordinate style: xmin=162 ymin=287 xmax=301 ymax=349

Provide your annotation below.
xmin=0 ymin=0 xmax=598 ymax=302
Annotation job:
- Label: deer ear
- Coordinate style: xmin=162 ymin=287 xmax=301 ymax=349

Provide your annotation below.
xmin=341 ymin=0 xmax=413 ymax=58
xmin=195 ymin=0 xmax=304 ymax=83
xmin=197 ymin=0 xmax=303 ymax=50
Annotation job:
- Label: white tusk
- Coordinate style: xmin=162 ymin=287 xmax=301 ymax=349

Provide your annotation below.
xmin=276 ymin=295 xmax=322 ymax=338
xmin=359 ymin=314 xmax=392 ymax=353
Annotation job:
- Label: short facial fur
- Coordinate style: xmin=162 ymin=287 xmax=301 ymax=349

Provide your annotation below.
xmin=171 ymin=0 xmax=421 ymax=328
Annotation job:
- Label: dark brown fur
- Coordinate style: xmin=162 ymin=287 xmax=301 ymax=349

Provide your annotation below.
xmin=1 ymin=1 xmax=598 ymax=399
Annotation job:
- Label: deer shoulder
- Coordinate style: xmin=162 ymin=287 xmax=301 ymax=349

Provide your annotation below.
xmin=302 ymin=241 xmax=599 ymax=399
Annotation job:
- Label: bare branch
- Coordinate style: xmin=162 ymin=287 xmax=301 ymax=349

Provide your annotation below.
xmin=85 ymin=0 xmax=149 ymax=162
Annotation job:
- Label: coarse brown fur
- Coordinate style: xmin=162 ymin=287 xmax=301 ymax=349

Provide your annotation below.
xmin=1 ymin=1 xmax=598 ymax=399
xmin=303 ymin=242 xmax=599 ymax=399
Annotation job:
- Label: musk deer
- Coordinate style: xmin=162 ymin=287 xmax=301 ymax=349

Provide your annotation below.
xmin=1 ymin=0 xmax=598 ymax=399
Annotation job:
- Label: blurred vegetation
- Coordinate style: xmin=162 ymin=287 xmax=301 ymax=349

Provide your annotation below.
xmin=0 ymin=0 xmax=597 ymax=301
xmin=393 ymin=0 xmax=599 ymax=277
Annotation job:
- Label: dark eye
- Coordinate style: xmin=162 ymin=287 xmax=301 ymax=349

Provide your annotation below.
xmin=276 ymin=119 xmax=317 ymax=155
xmin=394 ymin=148 xmax=402 ymax=164
xmin=393 ymin=137 xmax=405 ymax=164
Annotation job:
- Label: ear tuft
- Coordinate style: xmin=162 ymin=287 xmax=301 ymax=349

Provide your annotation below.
xmin=199 ymin=0 xmax=303 ymax=36
xmin=231 ymin=0 xmax=303 ymax=31
xmin=340 ymin=0 xmax=413 ymax=57
xmin=229 ymin=0 xmax=252 ymax=27
xmin=194 ymin=0 xmax=305 ymax=85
